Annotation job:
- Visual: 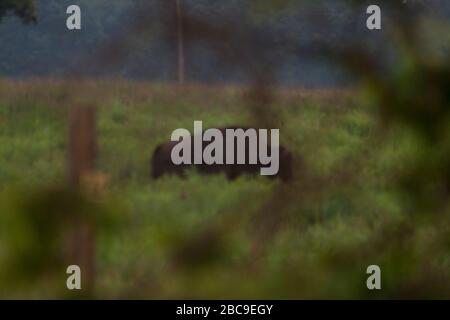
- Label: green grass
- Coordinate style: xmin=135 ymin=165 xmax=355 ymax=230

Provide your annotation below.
xmin=0 ymin=80 xmax=448 ymax=299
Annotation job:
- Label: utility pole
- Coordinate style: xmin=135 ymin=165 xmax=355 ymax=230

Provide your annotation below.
xmin=176 ymin=0 xmax=185 ymax=84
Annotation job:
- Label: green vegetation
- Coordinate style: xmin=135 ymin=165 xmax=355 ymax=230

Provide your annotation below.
xmin=0 ymin=0 xmax=36 ymax=23
xmin=0 ymin=80 xmax=448 ymax=299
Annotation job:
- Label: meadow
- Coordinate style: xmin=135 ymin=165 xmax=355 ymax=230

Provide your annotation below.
xmin=0 ymin=79 xmax=449 ymax=299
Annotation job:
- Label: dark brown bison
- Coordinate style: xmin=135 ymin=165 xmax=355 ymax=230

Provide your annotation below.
xmin=151 ymin=127 xmax=293 ymax=182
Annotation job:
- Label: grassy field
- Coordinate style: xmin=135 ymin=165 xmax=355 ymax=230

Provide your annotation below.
xmin=0 ymin=79 xmax=448 ymax=299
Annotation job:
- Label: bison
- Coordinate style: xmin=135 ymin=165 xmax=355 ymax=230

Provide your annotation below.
xmin=151 ymin=126 xmax=293 ymax=182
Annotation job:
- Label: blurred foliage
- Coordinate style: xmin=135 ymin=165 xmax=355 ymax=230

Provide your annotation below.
xmin=0 ymin=0 xmax=450 ymax=299
xmin=0 ymin=183 xmax=127 ymax=298
xmin=0 ymin=0 xmax=36 ymax=24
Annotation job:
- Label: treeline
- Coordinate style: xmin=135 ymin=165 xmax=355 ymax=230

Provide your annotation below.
xmin=0 ymin=0 xmax=448 ymax=85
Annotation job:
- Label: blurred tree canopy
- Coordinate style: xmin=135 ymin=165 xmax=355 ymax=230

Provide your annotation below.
xmin=0 ymin=0 xmax=36 ymax=24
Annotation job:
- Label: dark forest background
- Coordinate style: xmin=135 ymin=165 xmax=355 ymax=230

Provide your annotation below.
xmin=1 ymin=0 xmax=449 ymax=86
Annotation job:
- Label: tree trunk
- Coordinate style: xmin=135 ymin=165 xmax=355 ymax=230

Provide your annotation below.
xmin=67 ymin=105 xmax=97 ymax=295
xmin=68 ymin=106 xmax=97 ymax=186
